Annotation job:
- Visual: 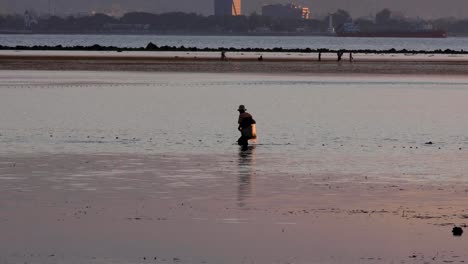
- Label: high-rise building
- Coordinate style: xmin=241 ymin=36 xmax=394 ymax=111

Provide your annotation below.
xmin=214 ymin=0 xmax=241 ymax=16
xmin=262 ymin=4 xmax=310 ymax=20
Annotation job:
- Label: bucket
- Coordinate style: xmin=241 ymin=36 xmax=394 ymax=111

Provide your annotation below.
xmin=251 ymin=124 xmax=257 ymax=139
xmin=241 ymin=124 xmax=257 ymax=140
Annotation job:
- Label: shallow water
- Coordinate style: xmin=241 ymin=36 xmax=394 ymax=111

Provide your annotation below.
xmin=2 ymin=71 xmax=468 ymax=153
xmin=2 ymin=71 xmax=468 ymax=182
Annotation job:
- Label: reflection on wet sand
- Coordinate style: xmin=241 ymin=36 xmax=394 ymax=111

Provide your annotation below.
xmin=237 ymin=145 xmax=256 ymax=207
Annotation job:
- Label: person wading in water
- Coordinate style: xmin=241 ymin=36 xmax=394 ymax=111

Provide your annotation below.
xmin=237 ymin=105 xmax=256 ymax=149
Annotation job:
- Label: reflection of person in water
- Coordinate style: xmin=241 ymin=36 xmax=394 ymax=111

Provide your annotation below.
xmin=237 ymin=145 xmax=256 ymax=207
xmin=237 ymin=105 xmax=256 ymax=149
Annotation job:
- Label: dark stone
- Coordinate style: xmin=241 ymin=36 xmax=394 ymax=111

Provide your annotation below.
xmin=452 ymin=226 xmax=463 ymax=236
xmin=425 ymin=141 xmax=433 ymax=145
xmin=146 ymin=42 xmax=158 ymax=50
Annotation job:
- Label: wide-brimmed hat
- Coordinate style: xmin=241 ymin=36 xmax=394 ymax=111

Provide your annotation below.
xmin=237 ymin=105 xmax=247 ymax=111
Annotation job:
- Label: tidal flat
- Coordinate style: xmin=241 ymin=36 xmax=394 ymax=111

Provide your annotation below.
xmin=1 ymin=70 xmax=468 ymax=263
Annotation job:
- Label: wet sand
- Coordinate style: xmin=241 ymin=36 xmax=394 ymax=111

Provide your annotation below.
xmin=1 ymin=151 xmax=468 ymax=264
xmin=2 ymin=51 xmax=468 ymax=75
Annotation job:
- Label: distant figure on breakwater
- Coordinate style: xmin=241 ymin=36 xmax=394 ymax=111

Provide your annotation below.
xmin=237 ymin=105 xmax=256 ymax=149
xmin=221 ymin=51 xmax=227 ymax=61
xmin=337 ymin=50 xmax=344 ymax=61
xmin=349 ymin=52 xmax=354 ymax=62
xmin=318 ymin=52 xmax=322 ymax=61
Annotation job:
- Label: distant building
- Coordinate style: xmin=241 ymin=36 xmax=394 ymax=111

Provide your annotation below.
xmin=24 ymin=10 xmax=32 ymax=29
xmin=262 ymin=4 xmax=310 ymax=20
xmin=214 ymin=0 xmax=241 ymax=16
xmin=301 ymin=7 xmax=310 ymax=20
xmin=23 ymin=10 xmax=37 ymax=29
xmin=327 ymin=14 xmax=335 ymax=34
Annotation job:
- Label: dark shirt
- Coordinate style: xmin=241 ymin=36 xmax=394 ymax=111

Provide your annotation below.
xmin=238 ymin=112 xmax=256 ymax=129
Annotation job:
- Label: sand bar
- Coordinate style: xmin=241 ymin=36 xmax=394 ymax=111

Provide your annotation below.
xmin=2 ymin=50 xmax=468 ymax=75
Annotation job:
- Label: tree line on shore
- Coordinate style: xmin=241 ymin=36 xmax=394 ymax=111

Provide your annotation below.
xmin=1 ymin=9 xmax=468 ymax=34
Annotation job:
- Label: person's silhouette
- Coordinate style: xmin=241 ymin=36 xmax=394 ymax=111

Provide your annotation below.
xmin=237 ymin=105 xmax=256 ymax=148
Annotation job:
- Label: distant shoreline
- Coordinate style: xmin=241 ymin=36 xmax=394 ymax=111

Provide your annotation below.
xmin=0 ymin=30 xmax=336 ymax=37
xmin=2 ymin=31 xmax=468 ymax=37
xmin=2 ymin=51 xmax=468 ymax=75
xmin=1 ymin=43 xmax=468 ymax=55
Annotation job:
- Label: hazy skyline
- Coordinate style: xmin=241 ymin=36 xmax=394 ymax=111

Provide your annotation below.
xmin=1 ymin=0 xmax=468 ymax=18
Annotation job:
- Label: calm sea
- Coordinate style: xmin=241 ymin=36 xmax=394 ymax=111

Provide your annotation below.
xmin=0 ymin=34 xmax=467 ymax=51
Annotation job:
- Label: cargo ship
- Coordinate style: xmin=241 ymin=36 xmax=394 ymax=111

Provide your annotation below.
xmin=336 ymin=22 xmax=447 ymax=38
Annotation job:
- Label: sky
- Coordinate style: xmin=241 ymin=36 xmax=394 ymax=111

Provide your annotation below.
xmin=1 ymin=0 xmax=468 ymax=19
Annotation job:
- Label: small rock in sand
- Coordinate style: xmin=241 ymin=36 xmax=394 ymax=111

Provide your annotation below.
xmin=425 ymin=141 xmax=433 ymax=145
xmin=452 ymin=226 xmax=463 ymax=236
